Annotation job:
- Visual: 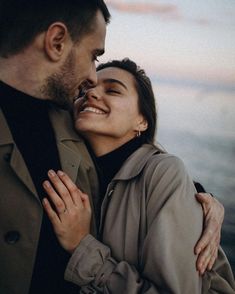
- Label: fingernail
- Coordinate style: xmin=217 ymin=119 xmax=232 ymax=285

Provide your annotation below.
xmin=57 ymin=170 xmax=64 ymax=177
xmin=43 ymin=181 xmax=51 ymax=188
xmin=48 ymin=170 xmax=56 ymax=177
xmin=42 ymin=198 xmax=47 ymax=205
xmin=196 ymin=247 xmax=201 ymax=254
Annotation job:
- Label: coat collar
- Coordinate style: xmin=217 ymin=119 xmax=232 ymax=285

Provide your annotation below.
xmin=0 ymin=108 xmax=13 ymax=145
xmin=0 ymin=108 xmax=38 ymax=196
xmin=48 ymin=105 xmax=84 ymax=184
xmin=0 ymin=106 xmax=81 ymax=145
xmin=112 ymin=144 xmax=162 ymax=181
xmin=0 ymin=106 xmax=87 ymax=200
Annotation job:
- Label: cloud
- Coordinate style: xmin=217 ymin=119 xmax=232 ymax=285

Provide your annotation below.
xmin=105 ymin=0 xmax=179 ymax=17
xmin=105 ymin=0 xmax=212 ymax=26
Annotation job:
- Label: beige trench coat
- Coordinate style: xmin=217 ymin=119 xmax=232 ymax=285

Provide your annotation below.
xmin=0 ymin=107 xmax=99 ymax=294
xmin=65 ymin=144 xmax=235 ymax=293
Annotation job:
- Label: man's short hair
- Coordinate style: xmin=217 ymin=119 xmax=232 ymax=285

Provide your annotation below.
xmin=0 ymin=0 xmax=110 ymax=57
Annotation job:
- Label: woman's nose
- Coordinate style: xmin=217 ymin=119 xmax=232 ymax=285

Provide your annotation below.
xmin=86 ymin=88 xmax=100 ymax=100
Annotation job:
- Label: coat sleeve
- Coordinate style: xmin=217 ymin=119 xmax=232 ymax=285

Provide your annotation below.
xmin=64 ymin=155 xmax=203 ymax=293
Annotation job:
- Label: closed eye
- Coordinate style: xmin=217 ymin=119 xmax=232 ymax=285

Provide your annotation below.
xmin=106 ymin=89 xmax=121 ymax=94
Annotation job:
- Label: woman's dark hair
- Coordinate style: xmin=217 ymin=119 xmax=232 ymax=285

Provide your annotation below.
xmin=97 ymin=58 xmax=157 ymax=144
xmin=0 ymin=0 xmax=110 ymax=57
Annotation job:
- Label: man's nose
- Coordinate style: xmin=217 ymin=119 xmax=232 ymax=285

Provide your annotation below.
xmin=86 ymin=64 xmax=98 ymax=88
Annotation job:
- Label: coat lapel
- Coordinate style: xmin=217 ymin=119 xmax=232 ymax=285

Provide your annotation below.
xmin=1 ymin=106 xmax=92 ymax=200
xmin=49 ymin=106 xmax=83 ymax=183
xmin=10 ymin=145 xmax=38 ymax=197
xmin=57 ymin=141 xmax=81 ymax=183
xmin=0 ymin=109 xmax=38 ymax=198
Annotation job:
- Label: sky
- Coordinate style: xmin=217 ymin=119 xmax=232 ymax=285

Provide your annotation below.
xmin=101 ymin=0 xmax=235 ymax=86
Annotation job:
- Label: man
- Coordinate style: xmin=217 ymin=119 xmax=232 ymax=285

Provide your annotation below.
xmin=0 ymin=1 xmax=110 ymax=293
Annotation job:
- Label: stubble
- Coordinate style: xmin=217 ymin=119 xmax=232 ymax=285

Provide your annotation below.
xmin=41 ymin=50 xmax=77 ymax=110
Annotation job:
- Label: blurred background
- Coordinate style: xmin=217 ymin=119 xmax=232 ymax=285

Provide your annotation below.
xmin=101 ymin=0 xmax=235 ymax=274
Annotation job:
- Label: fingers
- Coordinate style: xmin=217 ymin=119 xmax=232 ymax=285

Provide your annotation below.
xmin=195 ymin=221 xmax=219 ymax=255
xmin=196 ymin=243 xmax=219 ymax=275
xmin=42 ymin=198 xmax=61 ymax=226
xmin=195 ymin=223 xmax=215 ymax=255
xmin=42 ymin=170 xmax=92 ymax=253
xmin=80 ymin=193 xmax=91 ymax=212
xmin=195 ymin=192 xmax=224 ymax=274
xmin=43 ymin=180 xmax=67 ymax=216
xmin=195 ymin=193 xmax=211 ymax=214
xmin=195 ymin=192 xmax=211 ymax=205
xmin=196 ymin=244 xmax=212 ymax=275
xmin=195 ymin=223 xmax=220 ymax=274
xmin=46 ymin=170 xmax=75 ymax=211
xmin=56 ymin=170 xmax=84 ymax=207
xmin=43 ymin=170 xmax=90 ymax=216
xmin=207 ymin=247 xmax=218 ymax=271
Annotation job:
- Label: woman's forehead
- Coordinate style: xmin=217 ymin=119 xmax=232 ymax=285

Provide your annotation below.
xmin=97 ymin=67 xmax=135 ymax=86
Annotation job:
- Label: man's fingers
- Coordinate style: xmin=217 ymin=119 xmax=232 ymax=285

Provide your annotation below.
xmin=195 ymin=231 xmax=220 ymax=274
xmin=196 ymin=243 xmax=212 ymax=275
xmin=207 ymin=248 xmax=218 ymax=271
xmin=195 ymin=192 xmax=211 ymax=205
xmin=195 ymin=193 xmax=212 ymax=214
xmin=195 ymin=225 xmax=215 ymax=254
xmin=195 ymin=192 xmax=224 ymax=274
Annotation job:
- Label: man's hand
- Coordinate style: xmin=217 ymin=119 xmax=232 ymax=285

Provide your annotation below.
xmin=42 ymin=170 xmax=91 ymax=254
xmin=195 ymin=193 xmax=224 ymax=275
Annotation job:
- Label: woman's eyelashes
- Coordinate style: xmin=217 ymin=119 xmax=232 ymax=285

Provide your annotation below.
xmin=106 ymin=88 xmax=121 ymax=95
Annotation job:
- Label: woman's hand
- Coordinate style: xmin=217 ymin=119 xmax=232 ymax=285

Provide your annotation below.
xmin=42 ymin=170 xmax=91 ymax=254
xmin=194 ymin=193 xmax=224 ymax=275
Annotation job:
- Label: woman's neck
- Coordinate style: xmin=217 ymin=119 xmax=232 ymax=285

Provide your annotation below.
xmin=84 ymin=133 xmax=137 ymax=157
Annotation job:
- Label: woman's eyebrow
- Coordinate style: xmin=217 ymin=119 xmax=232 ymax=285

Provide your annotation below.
xmin=103 ymin=78 xmax=128 ymax=90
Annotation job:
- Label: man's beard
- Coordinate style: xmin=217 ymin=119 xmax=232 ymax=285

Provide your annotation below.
xmin=41 ymin=50 xmax=77 ymax=110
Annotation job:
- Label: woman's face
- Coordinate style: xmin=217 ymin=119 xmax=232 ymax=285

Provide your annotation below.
xmin=74 ymin=67 xmax=147 ymax=145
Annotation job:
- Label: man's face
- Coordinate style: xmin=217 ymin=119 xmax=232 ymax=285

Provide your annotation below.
xmin=45 ymin=10 xmax=106 ymax=109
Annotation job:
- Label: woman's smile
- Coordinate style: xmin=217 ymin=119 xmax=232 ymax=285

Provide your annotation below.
xmin=80 ymin=106 xmax=107 ymax=115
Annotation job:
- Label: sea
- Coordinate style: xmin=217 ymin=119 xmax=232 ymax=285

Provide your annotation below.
xmin=152 ymin=76 xmax=235 ymax=274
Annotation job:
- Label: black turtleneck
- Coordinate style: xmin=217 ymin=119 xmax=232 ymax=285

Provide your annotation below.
xmin=0 ymin=81 xmax=78 ymax=294
xmin=91 ymin=137 xmax=143 ymax=229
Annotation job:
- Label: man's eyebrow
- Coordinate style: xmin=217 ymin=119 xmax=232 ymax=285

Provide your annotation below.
xmin=103 ymin=78 xmax=128 ymax=90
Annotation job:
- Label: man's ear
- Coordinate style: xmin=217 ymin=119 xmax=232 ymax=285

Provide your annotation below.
xmin=44 ymin=22 xmax=71 ymax=61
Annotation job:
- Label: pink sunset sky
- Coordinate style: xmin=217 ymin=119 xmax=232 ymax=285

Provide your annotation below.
xmin=101 ymin=0 xmax=235 ymax=86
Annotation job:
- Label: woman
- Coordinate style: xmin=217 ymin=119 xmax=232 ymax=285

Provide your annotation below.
xmin=42 ymin=59 xmax=235 ymax=293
